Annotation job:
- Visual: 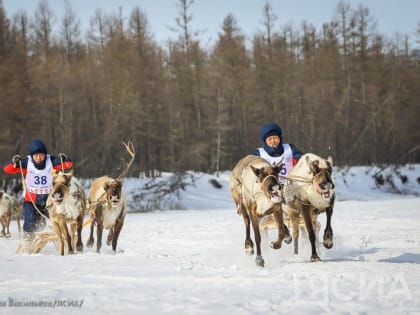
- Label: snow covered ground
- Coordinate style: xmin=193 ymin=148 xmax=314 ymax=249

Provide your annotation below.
xmin=0 ymin=165 xmax=419 ymax=314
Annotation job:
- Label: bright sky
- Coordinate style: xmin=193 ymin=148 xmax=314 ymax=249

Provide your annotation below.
xmin=3 ymin=0 xmax=420 ymax=46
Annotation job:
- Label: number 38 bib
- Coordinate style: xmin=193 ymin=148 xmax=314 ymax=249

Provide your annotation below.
xmin=25 ymin=155 xmax=53 ymax=194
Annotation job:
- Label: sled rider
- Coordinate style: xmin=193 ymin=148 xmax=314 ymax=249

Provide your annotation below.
xmin=252 ymin=123 xmax=303 ymax=185
xmin=3 ymin=140 xmax=73 ymax=253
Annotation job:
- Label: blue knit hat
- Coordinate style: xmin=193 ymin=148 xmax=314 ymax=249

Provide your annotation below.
xmin=260 ymin=123 xmax=283 ymax=142
xmin=29 ymin=140 xmax=48 ymax=156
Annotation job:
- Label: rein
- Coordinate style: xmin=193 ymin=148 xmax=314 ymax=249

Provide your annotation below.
xmin=279 ymin=173 xmax=321 ymax=184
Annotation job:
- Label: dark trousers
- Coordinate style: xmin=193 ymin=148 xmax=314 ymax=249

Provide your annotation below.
xmin=23 ymin=194 xmax=49 ymax=233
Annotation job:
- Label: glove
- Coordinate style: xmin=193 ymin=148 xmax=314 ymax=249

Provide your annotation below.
xmin=12 ymin=155 xmax=21 ymax=164
xmin=58 ymin=153 xmax=68 ymax=162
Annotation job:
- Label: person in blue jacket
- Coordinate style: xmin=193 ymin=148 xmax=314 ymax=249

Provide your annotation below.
xmin=252 ymin=123 xmax=303 ymax=184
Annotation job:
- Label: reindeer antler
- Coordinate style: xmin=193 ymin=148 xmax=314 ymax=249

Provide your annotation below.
xmin=116 ymin=141 xmax=135 ymax=180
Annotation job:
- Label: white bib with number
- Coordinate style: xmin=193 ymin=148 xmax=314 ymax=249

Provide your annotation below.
xmin=258 ymin=144 xmax=294 ymax=184
xmin=25 ymin=155 xmax=53 ymax=194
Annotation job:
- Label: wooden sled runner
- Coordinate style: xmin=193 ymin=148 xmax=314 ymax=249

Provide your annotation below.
xmin=16 ymin=230 xmax=58 ymax=254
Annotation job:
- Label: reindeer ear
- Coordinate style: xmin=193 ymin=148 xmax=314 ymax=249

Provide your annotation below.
xmin=306 ymin=156 xmax=320 ymax=174
xmin=327 ymin=156 xmax=334 ymax=167
xmin=312 ymin=160 xmax=320 ymax=172
xmin=305 ymin=155 xmax=313 ymax=174
xmin=273 ymin=163 xmax=284 ymax=174
xmin=250 ymin=165 xmax=263 ymax=177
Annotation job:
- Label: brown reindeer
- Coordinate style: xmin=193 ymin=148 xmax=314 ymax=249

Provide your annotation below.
xmin=46 ymin=171 xmax=86 ymax=255
xmin=86 ymin=141 xmax=135 ymax=253
xmin=229 ymin=155 xmax=291 ymax=267
xmin=0 ymin=192 xmax=22 ymax=237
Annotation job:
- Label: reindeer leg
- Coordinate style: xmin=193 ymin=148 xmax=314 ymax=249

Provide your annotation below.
xmin=232 ymin=189 xmax=254 ymax=256
xmin=111 ymin=214 xmax=125 ymax=252
xmin=283 ymin=224 xmax=292 ymax=244
xmin=86 ymin=208 xmax=97 ymax=248
xmin=75 ymin=215 xmax=84 ymax=252
xmin=5 ymin=214 xmax=11 ymax=237
xmin=242 ymin=207 xmax=254 ymax=256
xmin=16 ymin=214 xmax=21 ymax=233
xmin=248 ymin=204 xmax=264 ymax=267
xmin=251 ymin=218 xmax=264 ymax=267
xmin=86 ymin=220 xmax=95 ymax=248
xmin=96 ymin=220 xmax=103 ymax=253
xmin=107 ymin=228 xmax=113 ymax=246
xmin=61 ymin=220 xmax=73 ymax=255
xmin=0 ymin=219 xmax=5 ymax=237
xmin=51 ymin=220 xmax=64 ymax=256
xmin=270 ymin=204 xmax=285 ymax=249
xmin=69 ymin=222 xmax=76 ymax=251
xmin=323 ymin=206 xmax=334 ymax=249
xmin=289 ymin=210 xmax=300 ymax=255
xmin=302 ymin=205 xmax=320 ymax=262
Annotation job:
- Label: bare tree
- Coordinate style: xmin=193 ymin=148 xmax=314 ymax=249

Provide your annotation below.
xmin=60 ymin=0 xmax=81 ymax=63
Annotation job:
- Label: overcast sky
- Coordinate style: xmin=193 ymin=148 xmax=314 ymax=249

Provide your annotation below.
xmin=3 ymin=0 xmax=419 ymax=46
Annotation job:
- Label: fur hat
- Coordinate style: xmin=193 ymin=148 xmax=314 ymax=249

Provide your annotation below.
xmin=29 ymin=140 xmax=48 ymax=156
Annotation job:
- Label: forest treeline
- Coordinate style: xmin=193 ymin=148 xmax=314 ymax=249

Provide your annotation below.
xmin=0 ymin=0 xmax=419 ymax=179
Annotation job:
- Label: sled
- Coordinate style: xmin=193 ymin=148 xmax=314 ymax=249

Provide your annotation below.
xmin=16 ymin=230 xmax=58 ymax=254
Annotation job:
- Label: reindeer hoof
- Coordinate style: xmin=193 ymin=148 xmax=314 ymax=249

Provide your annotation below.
xmin=255 ymin=255 xmax=264 ymax=267
xmin=323 ymin=240 xmax=333 ymax=249
xmin=76 ymin=244 xmax=83 ymax=252
xmin=86 ymin=239 xmax=94 ymax=248
xmin=5 ymin=233 xmax=11 ymax=238
xmin=245 ymin=247 xmax=254 ymax=256
xmin=310 ymin=255 xmax=321 ymax=262
xmin=323 ymin=234 xmax=333 ymax=249
xmin=0 ymin=232 xmax=5 ymax=237
xmin=284 ymin=234 xmax=292 ymax=244
xmin=270 ymin=240 xmax=282 ymax=249
xmin=323 ymin=230 xmax=333 ymax=249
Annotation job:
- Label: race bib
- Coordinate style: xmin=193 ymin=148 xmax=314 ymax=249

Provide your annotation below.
xmin=25 ymin=155 xmax=53 ymax=194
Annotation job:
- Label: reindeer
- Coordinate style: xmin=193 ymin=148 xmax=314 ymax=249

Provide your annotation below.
xmin=0 ymin=192 xmax=22 ymax=237
xmin=46 ymin=171 xmax=86 ymax=255
xmin=86 ymin=141 xmax=135 ymax=253
xmin=282 ymin=153 xmax=335 ymax=261
xmin=230 ymin=155 xmax=290 ymax=267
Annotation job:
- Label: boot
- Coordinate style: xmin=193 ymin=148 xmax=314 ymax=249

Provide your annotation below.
xmin=16 ymin=232 xmax=34 ymax=254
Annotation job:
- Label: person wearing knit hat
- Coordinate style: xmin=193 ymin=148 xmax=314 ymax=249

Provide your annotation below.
xmin=252 ymin=123 xmax=303 ymax=184
xmin=3 ymin=140 xmax=73 ymax=253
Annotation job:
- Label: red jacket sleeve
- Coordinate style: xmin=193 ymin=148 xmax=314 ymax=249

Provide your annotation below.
xmin=52 ymin=160 xmax=73 ymax=172
xmin=3 ymin=162 xmax=27 ymax=175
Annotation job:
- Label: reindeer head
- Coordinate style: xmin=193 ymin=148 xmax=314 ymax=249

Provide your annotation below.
xmin=306 ymin=155 xmax=335 ymax=200
xmin=251 ymin=164 xmax=282 ymax=203
xmin=51 ymin=171 xmax=74 ymax=205
xmin=103 ymin=179 xmax=123 ymax=208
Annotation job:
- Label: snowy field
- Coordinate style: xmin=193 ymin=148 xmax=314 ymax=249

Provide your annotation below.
xmin=0 ymin=165 xmax=419 ymax=314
